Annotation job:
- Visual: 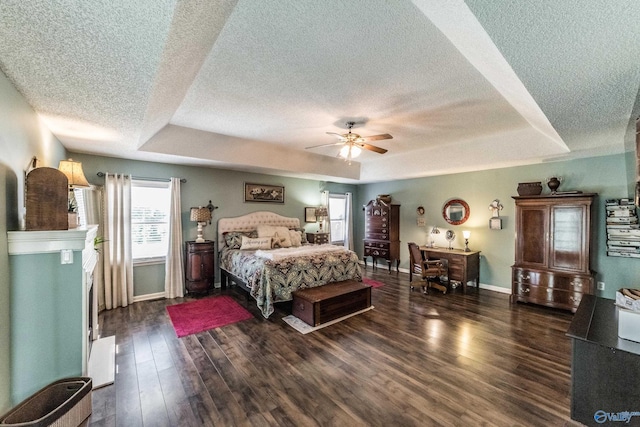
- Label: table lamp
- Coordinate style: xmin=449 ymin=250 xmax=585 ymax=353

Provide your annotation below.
xmin=58 ymin=159 xmax=90 ymax=228
xmin=315 ymin=206 xmax=328 ymax=232
xmin=463 ymin=230 xmax=471 ymax=252
xmin=190 ymin=207 xmax=211 ymax=243
xmin=429 ymin=226 xmax=440 ymax=248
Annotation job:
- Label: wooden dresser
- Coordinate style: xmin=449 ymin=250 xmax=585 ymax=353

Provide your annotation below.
xmin=184 ymin=240 xmax=215 ymax=294
xmin=363 ymin=199 xmax=400 ymax=271
xmin=511 ymin=194 xmax=596 ymax=312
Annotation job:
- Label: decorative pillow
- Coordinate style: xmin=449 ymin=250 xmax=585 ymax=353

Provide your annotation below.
xmin=274 ymin=226 xmax=292 ymax=247
xmin=240 ymin=236 xmax=272 ymax=250
xmin=223 ymin=231 xmax=249 ymax=249
xmin=291 ymin=227 xmax=308 ymax=244
xmin=257 ymin=224 xmax=278 ymax=238
xmin=289 ymin=229 xmax=302 ymax=247
xmin=271 ymin=232 xmax=286 ymax=249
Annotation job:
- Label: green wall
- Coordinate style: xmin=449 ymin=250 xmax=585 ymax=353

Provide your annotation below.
xmin=69 ymin=153 xmax=358 ymax=296
xmin=9 ymin=252 xmax=84 ymax=404
xmin=357 ymin=154 xmax=637 ymax=299
xmin=0 ymin=70 xmax=67 ymax=412
xmin=73 ymin=151 xmax=638 ymax=301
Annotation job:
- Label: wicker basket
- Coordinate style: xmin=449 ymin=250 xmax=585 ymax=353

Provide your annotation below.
xmin=516 ymin=182 xmax=543 ymax=196
xmin=0 ymin=378 xmax=91 ymax=427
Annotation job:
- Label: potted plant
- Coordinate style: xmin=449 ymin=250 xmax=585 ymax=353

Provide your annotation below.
xmin=67 ymin=198 xmax=78 ymax=229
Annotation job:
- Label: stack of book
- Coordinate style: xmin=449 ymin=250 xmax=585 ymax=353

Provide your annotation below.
xmin=606 ymin=198 xmax=640 ymax=258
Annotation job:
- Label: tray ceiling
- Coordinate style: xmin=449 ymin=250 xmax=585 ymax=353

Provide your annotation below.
xmin=1 ymin=0 xmax=638 ymax=182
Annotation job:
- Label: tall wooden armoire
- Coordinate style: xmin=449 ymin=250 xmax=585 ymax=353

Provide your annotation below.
xmin=511 ymin=193 xmax=596 ymax=312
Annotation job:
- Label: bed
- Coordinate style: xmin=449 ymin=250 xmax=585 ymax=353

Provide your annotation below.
xmin=217 ymin=211 xmax=362 ymax=318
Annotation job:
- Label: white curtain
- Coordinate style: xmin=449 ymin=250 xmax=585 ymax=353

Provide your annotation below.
xmin=345 ymin=192 xmax=354 ymax=250
xmin=103 ymin=173 xmax=134 ymax=309
xmin=322 ymin=190 xmax=330 ymax=239
xmin=164 ymin=178 xmax=184 ymax=298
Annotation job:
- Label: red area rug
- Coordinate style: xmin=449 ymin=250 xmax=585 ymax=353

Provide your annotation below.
xmin=166 ymin=295 xmax=253 ymax=337
xmin=363 ymin=277 xmax=385 ymax=288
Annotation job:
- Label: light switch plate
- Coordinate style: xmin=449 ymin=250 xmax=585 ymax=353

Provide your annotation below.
xmin=61 ymin=249 xmax=73 ymax=264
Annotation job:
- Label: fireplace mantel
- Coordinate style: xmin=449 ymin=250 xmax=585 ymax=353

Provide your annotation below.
xmin=7 ymin=225 xmax=98 ymax=405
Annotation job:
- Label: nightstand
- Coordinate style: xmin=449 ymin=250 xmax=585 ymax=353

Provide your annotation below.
xmin=184 ymin=240 xmax=215 ymax=294
xmin=306 ymin=232 xmax=329 ymax=245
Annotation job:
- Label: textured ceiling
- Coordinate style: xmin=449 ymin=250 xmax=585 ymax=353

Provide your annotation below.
xmin=0 ymin=0 xmax=638 ymax=183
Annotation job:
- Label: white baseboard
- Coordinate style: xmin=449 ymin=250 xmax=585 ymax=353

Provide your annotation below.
xmin=478 ymin=283 xmax=511 ymax=294
xmin=133 ymin=291 xmax=166 ymax=303
xmin=359 ymin=260 xmax=511 ymax=294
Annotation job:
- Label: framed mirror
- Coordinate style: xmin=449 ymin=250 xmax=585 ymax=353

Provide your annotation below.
xmin=442 ymin=199 xmax=470 ymax=225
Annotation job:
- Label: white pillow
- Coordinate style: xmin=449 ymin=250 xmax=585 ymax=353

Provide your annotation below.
xmin=289 ymin=229 xmax=302 ymax=247
xmin=240 ymin=236 xmax=272 ymax=250
xmin=257 ymin=224 xmax=277 ymax=238
xmin=274 ymin=226 xmax=292 ymax=247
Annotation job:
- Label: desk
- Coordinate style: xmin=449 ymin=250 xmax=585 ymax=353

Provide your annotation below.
xmin=566 ymin=295 xmax=640 ymax=426
xmin=419 ymin=247 xmax=480 ymax=292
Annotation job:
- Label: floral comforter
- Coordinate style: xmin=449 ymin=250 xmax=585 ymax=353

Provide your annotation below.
xmin=220 ymin=245 xmax=362 ymax=318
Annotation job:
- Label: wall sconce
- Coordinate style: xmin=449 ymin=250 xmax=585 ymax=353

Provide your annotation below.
xmin=190 ymin=207 xmax=211 ymax=243
xmin=463 ymin=230 xmax=471 ymax=252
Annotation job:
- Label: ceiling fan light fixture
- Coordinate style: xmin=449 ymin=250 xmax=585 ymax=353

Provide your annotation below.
xmin=339 ymin=144 xmax=362 ymax=159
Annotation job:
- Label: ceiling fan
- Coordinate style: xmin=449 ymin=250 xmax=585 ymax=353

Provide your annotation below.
xmin=306 ymin=121 xmax=393 ymax=164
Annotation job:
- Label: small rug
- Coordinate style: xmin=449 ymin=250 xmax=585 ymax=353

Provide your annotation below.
xmin=166 ymin=295 xmax=253 ymax=337
xmin=363 ymin=277 xmax=385 ymax=288
xmin=283 ymin=306 xmax=374 ymax=334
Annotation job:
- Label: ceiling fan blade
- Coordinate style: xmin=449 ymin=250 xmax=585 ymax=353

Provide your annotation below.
xmin=306 ymin=142 xmax=345 ymax=150
xmin=357 ymin=143 xmax=388 ymax=154
xmin=326 ymin=132 xmax=347 ymax=140
xmin=360 ymin=133 xmax=393 ymax=142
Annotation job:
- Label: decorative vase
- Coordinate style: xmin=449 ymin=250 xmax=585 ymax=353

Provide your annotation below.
xmin=547 ymin=177 xmax=562 ymax=194
xmin=68 ymin=212 xmax=78 ymax=229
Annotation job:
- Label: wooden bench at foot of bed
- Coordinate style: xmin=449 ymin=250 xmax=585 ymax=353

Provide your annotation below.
xmin=292 ymin=280 xmax=372 ymax=327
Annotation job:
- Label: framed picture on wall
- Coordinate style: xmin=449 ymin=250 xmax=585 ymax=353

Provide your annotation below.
xmin=244 ymin=183 xmax=285 ymax=203
xmin=305 ymin=207 xmax=317 ymax=222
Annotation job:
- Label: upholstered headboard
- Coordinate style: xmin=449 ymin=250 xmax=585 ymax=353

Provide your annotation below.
xmin=217 ymin=211 xmax=301 ymax=247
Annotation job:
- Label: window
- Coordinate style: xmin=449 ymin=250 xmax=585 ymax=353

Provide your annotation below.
xmin=328 ymin=194 xmax=347 ymax=245
xmin=131 ymin=180 xmax=171 ymax=263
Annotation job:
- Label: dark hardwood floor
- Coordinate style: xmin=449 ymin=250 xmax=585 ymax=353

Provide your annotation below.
xmin=88 ymin=267 xmax=582 ymax=427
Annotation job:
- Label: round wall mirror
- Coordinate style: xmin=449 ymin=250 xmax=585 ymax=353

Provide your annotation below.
xmin=442 ymin=199 xmax=470 ymax=225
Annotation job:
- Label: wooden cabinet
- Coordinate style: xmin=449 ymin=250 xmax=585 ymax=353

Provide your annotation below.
xmin=306 ymin=232 xmax=329 ymax=245
xmin=363 ymin=200 xmax=400 ymax=271
xmin=511 ymin=194 xmax=596 ymax=312
xmin=185 ymin=240 xmax=215 ymax=294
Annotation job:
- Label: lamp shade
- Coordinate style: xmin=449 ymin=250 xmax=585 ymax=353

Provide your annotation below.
xmin=315 ymin=206 xmax=328 ymax=218
xmin=190 ymin=207 xmax=211 ymax=222
xmin=58 ymin=159 xmax=89 ymax=188
xmin=463 ymin=230 xmax=471 ymax=239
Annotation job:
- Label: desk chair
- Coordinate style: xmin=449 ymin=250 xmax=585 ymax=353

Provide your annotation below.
xmin=408 ymin=242 xmax=448 ymax=294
